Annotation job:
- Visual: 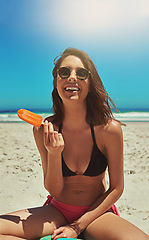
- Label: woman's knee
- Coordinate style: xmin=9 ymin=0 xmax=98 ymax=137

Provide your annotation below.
xmin=0 ymin=205 xmax=68 ymax=238
xmin=0 ymin=217 xmax=6 ymax=235
xmin=84 ymin=212 xmax=149 ymax=240
xmin=0 ymin=213 xmax=26 ymax=237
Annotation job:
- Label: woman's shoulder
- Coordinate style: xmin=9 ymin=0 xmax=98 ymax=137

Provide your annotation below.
xmin=95 ymin=119 xmax=123 ymax=137
xmin=95 ymin=119 xmax=123 ymax=150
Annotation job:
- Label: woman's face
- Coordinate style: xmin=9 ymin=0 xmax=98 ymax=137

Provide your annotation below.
xmin=56 ymin=55 xmax=90 ymax=104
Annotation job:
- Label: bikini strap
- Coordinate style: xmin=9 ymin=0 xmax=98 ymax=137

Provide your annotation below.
xmin=59 ymin=123 xmax=62 ymax=133
xmin=90 ymin=124 xmax=97 ymax=145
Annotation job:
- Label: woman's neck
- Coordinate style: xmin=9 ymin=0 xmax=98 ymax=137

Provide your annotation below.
xmin=62 ymin=101 xmax=88 ymax=131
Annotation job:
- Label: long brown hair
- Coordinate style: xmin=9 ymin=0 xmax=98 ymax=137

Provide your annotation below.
xmin=52 ymin=47 xmax=118 ymax=126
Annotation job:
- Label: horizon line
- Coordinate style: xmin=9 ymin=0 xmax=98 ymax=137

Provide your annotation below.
xmin=0 ymin=107 xmax=149 ymax=113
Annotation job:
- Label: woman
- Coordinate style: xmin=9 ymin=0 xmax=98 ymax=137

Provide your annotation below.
xmin=0 ymin=48 xmax=148 ymax=240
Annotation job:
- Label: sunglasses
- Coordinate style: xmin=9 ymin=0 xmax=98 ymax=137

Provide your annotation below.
xmin=58 ymin=67 xmax=90 ymax=80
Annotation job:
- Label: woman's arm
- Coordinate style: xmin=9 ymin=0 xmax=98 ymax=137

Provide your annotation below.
xmin=33 ymin=120 xmax=64 ymax=198
xmin=73 ymin=120 xmax=124 ymax=232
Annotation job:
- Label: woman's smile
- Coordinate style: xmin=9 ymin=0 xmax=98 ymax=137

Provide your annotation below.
xmin=64 ymin=84 xmax=81 ymax=93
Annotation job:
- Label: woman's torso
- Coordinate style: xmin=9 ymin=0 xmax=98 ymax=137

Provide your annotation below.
xmin=54 ymin=122 xmax=108 ymax=206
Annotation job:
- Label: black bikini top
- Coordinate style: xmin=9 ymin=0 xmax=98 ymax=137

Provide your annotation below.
xmin=59 ymin=124 xmax=108 ymax=177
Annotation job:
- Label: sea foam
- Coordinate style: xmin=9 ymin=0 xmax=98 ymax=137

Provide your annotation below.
xmin=0 ymin=111 xmax=149 ymax=123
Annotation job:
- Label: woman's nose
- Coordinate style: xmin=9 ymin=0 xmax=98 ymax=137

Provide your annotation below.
xmin=68 ymin=70 xmax=77 ymax=81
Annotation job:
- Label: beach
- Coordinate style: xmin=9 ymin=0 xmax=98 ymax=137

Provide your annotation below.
xmin=0 ymin=122 xmax=149 ymax=235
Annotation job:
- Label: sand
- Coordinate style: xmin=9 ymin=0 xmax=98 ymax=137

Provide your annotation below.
xmin=0 ymin=122 xmax=149 ymax=235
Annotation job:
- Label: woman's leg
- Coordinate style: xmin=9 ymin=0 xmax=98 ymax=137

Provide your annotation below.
xmin=84 ymin=212 xmax=149 ymax=240
xmin=0 ymin=204 xmax=68 ymax=239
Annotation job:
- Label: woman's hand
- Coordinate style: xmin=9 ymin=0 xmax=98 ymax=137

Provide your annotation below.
xmin=51 ymin=224 xmax=80 ymax=239
xmin=43 ymin=120 xmax=64 ymax=155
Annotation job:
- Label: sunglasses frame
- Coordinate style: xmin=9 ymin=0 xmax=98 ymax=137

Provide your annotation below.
xmin=57 ymin=67 xmax=90 ymax=81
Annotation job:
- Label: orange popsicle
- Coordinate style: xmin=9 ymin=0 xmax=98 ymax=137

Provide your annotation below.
xmin=17 ymin=109 xmax=43 ymax=127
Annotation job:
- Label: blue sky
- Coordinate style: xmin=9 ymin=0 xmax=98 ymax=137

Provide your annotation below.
xmin=0 ymin=0 xmax=149 ymax=111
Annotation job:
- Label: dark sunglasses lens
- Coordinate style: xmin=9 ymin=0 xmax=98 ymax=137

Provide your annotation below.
xmin=59 ymin=67 xmax=70 ymax=79
xmin=77 ymin=68 xmax=89 ymax=80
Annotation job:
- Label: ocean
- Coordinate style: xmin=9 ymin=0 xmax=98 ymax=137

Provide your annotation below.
xmin=0 ymin=108 xmax=149 ymax=123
